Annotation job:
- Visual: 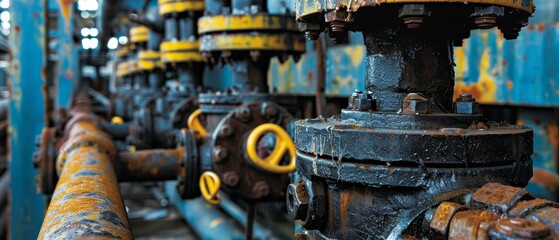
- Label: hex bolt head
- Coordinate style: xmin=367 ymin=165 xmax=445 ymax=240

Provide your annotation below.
xmin=402 ymin=93 xmax=429 ymax=114
xmin=237 ymin=107 xmax=252 ymax=122
xmin=212 ymin=146 xmax=228 ymax=163
xmin=305 ymin=31 xmax=320 ymax=41
xmin=264 ymin=105 xmax=278 ymax=118
xmin=454 ymin=94 xmax=480 ymax=114
xmin=399 ymin=4 xmax=429 ymax=29
xmin=219 ymin=124 xmax=233 ymax=138
xmin=252 ymin=181 xmax=270 ymax=198
xmin=286 ymin=182 xmax=309 ymax=221
xmin=222 ymin=171 xmax=239 ymax=187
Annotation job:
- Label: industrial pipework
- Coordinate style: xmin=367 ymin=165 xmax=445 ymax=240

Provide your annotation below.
xmin=289 ymin=0 xmax=559 ymax=239
xmin=38 ymin=93 xmax=133 ymax=239
xmin=127 ymin=0 xmax=205 ymax=149
xmin=174 ymin=0 xmax=305 ymax=204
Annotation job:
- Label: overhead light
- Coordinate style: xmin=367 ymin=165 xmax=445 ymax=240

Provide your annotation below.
xmin=0 ymin=0 xmax=9 ymax=9
xmin=89 ymin=28 xmax=98 ymax=37
xmin=80 ymin=28 xmax=90 ymax=37
xmin=80 ymin=11 xmax=90 ymax=18
xmin=0 ymin=11 xmax=9 ymax=22
xmin=107 ymin=37 xmax=118 ymax=50
xmin=82 ymin=38 xmax=91 ymax=49
xmin=118 ymin=36 xmax=128 ymax=45
xmin=90 ymin=38 xmax=99 ymax=49
xmin=1 ymin=21 xmax=9 ymax=30
xmin=78 ymin=0 xmax=99 ymax=11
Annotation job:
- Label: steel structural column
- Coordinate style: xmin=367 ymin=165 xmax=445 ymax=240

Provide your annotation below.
xmin=51 ymin=0 xmax=79 ymax=112
xmin=9 ymin=0 xmax=47 ymax=238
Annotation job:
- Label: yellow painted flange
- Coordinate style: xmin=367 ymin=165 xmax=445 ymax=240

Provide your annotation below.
xmin=116 ymin=62 xmax=129 ymax=77
xmin=187 ymin=109 xmax=208 ymax=138
xmin=117 ymin=46 xmax=129 ymax=58
xmin=127 ymin=60 xmax=140 ymax=75
xmin=198 ymin=14 xmax=299 ymax=34
xmin=160 ymin=40 xmax=203 ymax=63
xmin=130 ymin=26 xmax=149 ymax=43
xmin=246 ymin=123 xmax=296 ymax=174
xmin=199 ymin=171 xmax=221 ymax=205
xmin=138 ymin=51 xmax=164 ymax=71
xmin=199 ymin=33 xmax=306 ymax=53
xmin=297 ymin=0 xmax=535 ymax=18
xmin=158 ymin=0 xmax=204 ymax=15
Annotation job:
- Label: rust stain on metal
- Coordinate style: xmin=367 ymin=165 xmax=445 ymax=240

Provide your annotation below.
xmin=38 ymin=96 xmax=132 ymax=239
xmin=448 ymin=210 xmax=499 ymax=240
xmin=430 ymin=202 xmax=464 ymax=235
xmin=39 ymin=144 xmax=132 ymax=239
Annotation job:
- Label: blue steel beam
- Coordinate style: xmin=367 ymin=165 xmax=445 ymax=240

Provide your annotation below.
xmin=9 ymin=0 xmax=47 ymax=238
xmin=50 ymin=0 xmax=79 ymax=112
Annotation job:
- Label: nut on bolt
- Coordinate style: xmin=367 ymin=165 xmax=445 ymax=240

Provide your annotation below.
xmin=212 ymin=146 xmax=228 ymax=163
xmin=471 ymin=6 xmax=504 ymax=29
xmin=237 ymin=107 xmax=252 ymax=122
xmin=403 ymin=93 xmax=429 ymax=114
xmin=219 ymin=124 xmax=233 ymax=138
xmin=222 ymin=171 xmax=239 ymax=187
xmin=299 ymin=22 xmax=323 ymax=41
xmin=252 ymin=181 xmax=270 ymax=198
xmin=490 ymin=218 xmax=551 ymax=239
xmin=287 ymin=182 xmax=309 ymax=221
xmin=349 ymin=89 xmax=376 ymax=111
xmin=454 ymin=93 xmax=480 ymax=114
xmin=399 ymin=4 xmax=429 ymax=29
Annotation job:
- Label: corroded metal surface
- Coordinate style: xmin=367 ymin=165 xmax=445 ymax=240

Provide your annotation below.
xmin=431 ymin=184 xmax=559 ymax=239
xmin=290 ymin=0 xmax=541 ymax=239
xmin=38 ymin=98 xmax=132 ymax=239
xmin=118 ymin=148 xmax=183 ymax=181
xmin=296 ymin=0 xmax=535 ymax=19
xmin=38 ymin=145 xmax=132 ymax=239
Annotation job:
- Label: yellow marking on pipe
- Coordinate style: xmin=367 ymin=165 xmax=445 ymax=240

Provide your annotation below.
xmin=198 ymin=14 xmax=298 ymax=34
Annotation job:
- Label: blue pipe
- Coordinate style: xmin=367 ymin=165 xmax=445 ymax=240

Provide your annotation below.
xmin=165 ymin=181 xmax=245 ymax=240
xmin=219 ymin=195 xmax=285 ymax=240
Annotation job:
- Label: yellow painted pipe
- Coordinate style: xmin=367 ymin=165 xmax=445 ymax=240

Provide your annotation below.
xmin=38 ymin=119 xmax=133 ymax=239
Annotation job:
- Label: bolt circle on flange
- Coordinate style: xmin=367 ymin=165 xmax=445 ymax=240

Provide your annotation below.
xmin=210 ymin=101 xmax=293 ymax=201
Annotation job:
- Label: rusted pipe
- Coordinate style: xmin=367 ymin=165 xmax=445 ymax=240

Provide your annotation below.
xmin=38 ymin=113 xmax=133 ymax=239
xmin=117 ymin=148 xmax=183 ymax=182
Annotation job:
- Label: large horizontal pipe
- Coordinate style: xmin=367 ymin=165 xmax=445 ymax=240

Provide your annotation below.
xmin=38 ymin=113 xmax=133 ymax=239
xmin=117 ymin=148 xmax=182 ymax=182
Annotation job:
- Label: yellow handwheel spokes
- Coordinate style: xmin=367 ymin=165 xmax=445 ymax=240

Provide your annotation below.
xmin=199 ymin=171 xmax=221 ymax=205
xmin=246 ymin=123 xmax=296 ymax=174
xmin=187 ymin=109 xmax=208 ymax=138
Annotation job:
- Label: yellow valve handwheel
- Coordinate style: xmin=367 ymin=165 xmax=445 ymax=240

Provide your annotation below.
xmin=199 ymin=171 xmax=221 ymax=205
xmin=246 ymin=123 xmax=296 ymax=174
xmin=187 ymin=109 xmax=208 ymax=138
